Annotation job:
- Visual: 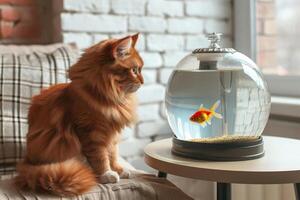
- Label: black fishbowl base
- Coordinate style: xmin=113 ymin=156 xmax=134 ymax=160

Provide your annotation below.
xmin=172 ymin=136 xmax=264 ymax=161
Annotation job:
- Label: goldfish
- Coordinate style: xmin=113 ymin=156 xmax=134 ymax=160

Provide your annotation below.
xmin=189 ymin=100 xmax=223 ymax=127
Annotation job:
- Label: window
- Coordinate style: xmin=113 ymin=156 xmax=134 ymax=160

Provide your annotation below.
xmin=234 ymin=0 xmax=300 ymax=97
xmin=257 ymin=0 xmax=300 ymax=76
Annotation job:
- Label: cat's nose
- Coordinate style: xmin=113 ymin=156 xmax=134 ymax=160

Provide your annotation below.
xmin=138 ymin=74 xmax=144 ymax=84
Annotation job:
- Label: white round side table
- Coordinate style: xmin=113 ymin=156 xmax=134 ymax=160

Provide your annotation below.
xmin=144 ymin=136 xmax=300 ymax=200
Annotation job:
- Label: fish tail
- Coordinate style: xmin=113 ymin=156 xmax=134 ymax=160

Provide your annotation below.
xmin=213 ymin=112 xmax=223 ymax=119
xmin=210 ymin=100 xmax=220 ymax=112
xmin=210 ymin=100 xmax=223 ymax=119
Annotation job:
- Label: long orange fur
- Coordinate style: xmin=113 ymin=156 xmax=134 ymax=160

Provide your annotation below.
xmin=15 ymin=34 xmax=144 ymax=196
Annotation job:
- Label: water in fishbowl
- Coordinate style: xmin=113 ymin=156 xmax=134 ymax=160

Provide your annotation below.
xmin=165 ymin=68 xmax=271 ymax=143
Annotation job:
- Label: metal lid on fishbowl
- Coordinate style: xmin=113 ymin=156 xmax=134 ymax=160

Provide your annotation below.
xmin=192 ymin=33 xmax=235 ymax=54
xmin=176 ymin=33 xmax=257 ymax=71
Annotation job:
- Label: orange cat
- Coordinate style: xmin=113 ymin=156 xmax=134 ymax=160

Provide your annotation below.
xmin=15 ymin=34 xmax=144 ymax=196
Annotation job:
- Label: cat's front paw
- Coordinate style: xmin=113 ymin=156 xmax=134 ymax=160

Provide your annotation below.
xmin=119 ymin=168 xmax=131 ymax=179
xmin=99 ymin=170 xmax=120 ymax=184
xmin=111 ymin=163 xmax=130 ymax=179
xmin=111 ymin=163 xmax=123 ymax=175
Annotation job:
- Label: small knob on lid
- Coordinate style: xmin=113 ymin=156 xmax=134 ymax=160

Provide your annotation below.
xmin=207 ymin=32 xmax=222 ymax=48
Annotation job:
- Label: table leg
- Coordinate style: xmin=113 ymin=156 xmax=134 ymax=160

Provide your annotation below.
xmin=294 ymin=183 xmax=300 ymax=200
xmin=217 ymin=182 xmax=231 ymax=200
xmin=157 ymin=171 xmax=167 ymax=178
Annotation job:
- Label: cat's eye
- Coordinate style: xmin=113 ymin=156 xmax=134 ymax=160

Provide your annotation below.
xmin=132 ymin=67 xmax=139 ymax=75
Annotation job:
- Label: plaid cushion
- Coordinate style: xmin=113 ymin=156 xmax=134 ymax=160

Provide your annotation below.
xmin=0 ymin=44 xmax=79 ymax=175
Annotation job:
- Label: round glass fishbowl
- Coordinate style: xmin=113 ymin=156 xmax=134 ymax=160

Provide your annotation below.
xmin=165 ymin=33 xmax=271 ymax=161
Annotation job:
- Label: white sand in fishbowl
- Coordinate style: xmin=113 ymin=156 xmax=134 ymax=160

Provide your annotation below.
xmin=190 ymin=135 xmax=258 ymax=143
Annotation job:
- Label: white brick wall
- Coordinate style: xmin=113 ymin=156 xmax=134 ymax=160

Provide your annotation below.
xmin=186 ymin=0 xmax=231 ymax=19
xmin=119 ymin=138 xmax=151 ymax=157
xmin=186 ymin=35 xmax=210 ymax=50
xmin=63 ymin=33 xmax=93 ymax=49
xmin=112 ymin=0 xmax=146 ymax=15
xmin=139 ymin=52 xmax=162 ymax=68
xmin=142 ymin=69 xmax=157 ymax=84
xmin=63 ymin=0 xmax=110 ymax=13
xmin=147 ymin=0 xmax=184 ymax=17
xmin=137 ymin=84 xmax=165 ymax=103
xmin=121 ymin=127 xmax=134 ymax=140
xmin=205 ymin=19 xmax=232 ymax=35
xmin=137 ymin=121 xmax=172 ymax=138
xmin=129 ymin=16 xmax=167 ymax=33
xmin=147 ymin=34 xmax=184 ymax=51
xmin=163 ymin=51 xmax=189 ymax=67
xmin=62 ymin=14 xmax=127 ymax=33
xmin=168 ymin=18 xmax=204 ymax=34
xmin=137 ymin=104 xmax=160 ymax=121
xmin=160 ymin=68 xmax=173 ymax=84
xmin=92 ymin=34 xmax=109 ymax=43
xmin=61 ymin=0 xmax=233 ymax=170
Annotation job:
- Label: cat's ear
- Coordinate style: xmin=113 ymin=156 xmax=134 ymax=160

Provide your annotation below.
xmin=112 ymin=36 xmax=132 ymax=60
xmin=131 ymin=33 xmax=139 ymax=47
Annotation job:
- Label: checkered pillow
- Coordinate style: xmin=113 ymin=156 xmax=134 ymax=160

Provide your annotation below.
xmin=0 ymin=44 xmax=79 ymax=175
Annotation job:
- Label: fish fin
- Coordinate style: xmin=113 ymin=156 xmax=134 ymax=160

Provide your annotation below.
xmin=198 ymin=104 xmax=204 ymax=111
xmin=213 ymin=112 xmax=223 ymax=119
xmin=210 ymin=100 xmax=220 ymax=112
xmin=207 ymin=119 xmax=211 ymax=125
xmin=206 ymin=114 xmax=214 ymax=125
xmin=198 ymin=121 xmax=205 ymax=127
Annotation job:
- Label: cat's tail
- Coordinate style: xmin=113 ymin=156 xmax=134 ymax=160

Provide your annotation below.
xmin=15 ymin=158 xmax=97 ymax=196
